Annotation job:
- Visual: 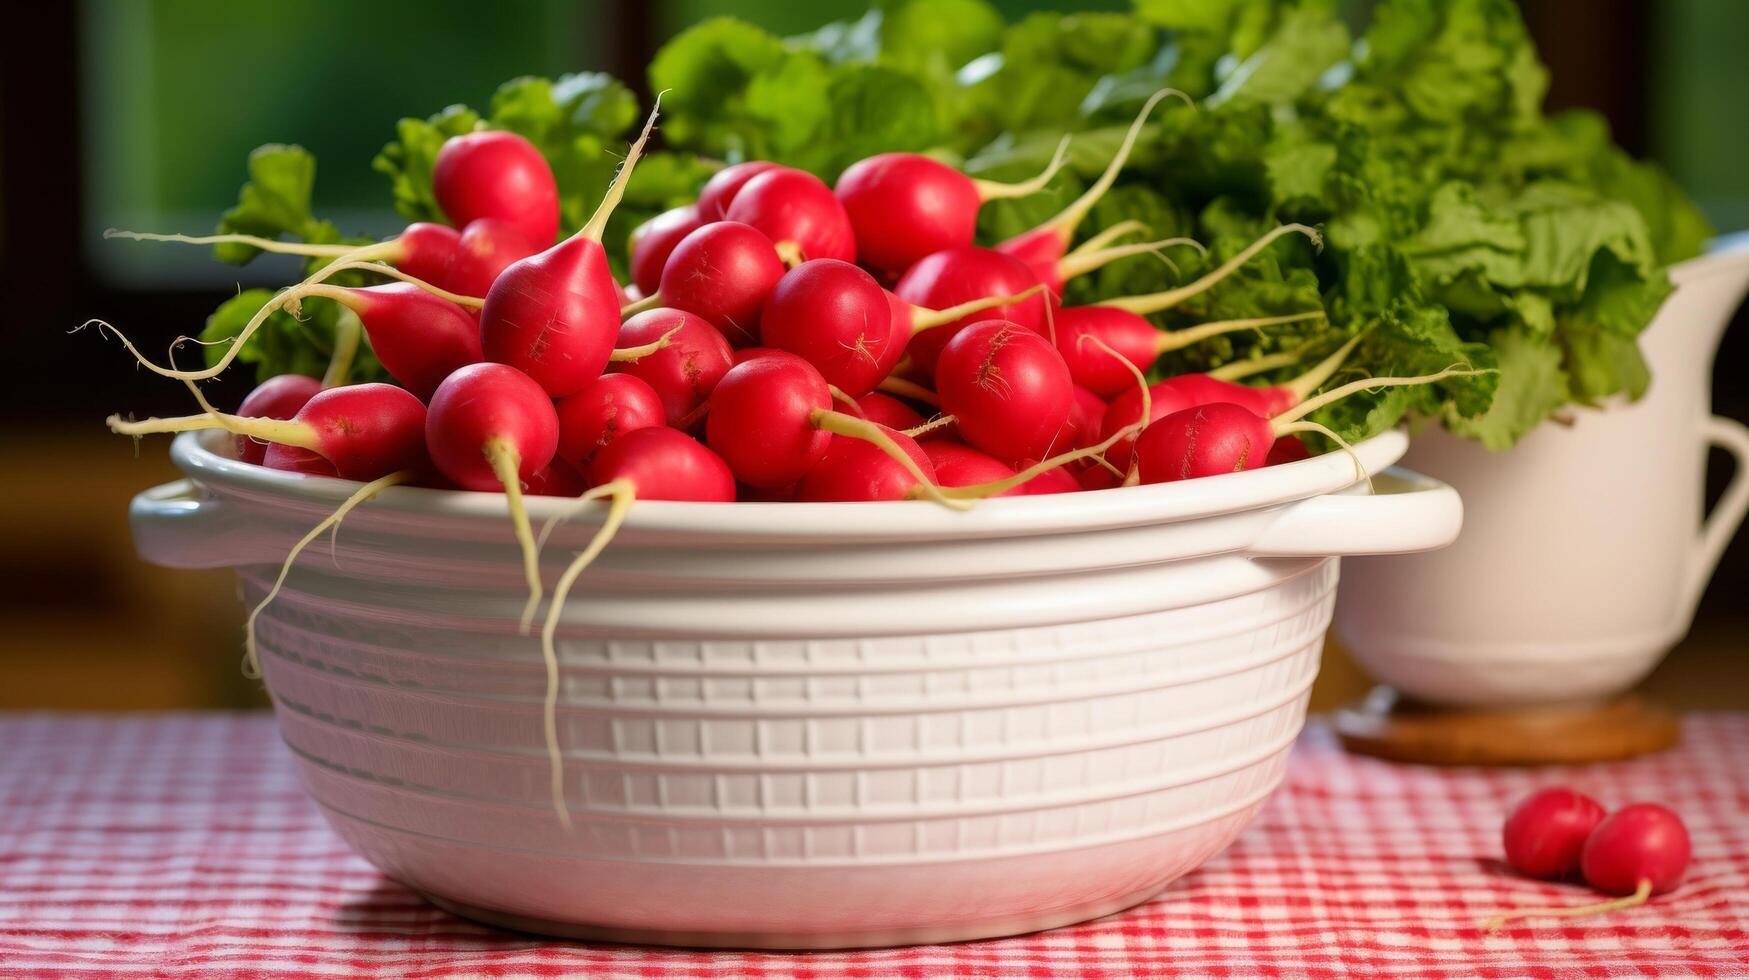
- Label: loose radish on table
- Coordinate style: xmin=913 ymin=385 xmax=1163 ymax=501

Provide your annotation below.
xmin=647 ymin=221 xmax=788 ymax=347
xmin=1487 ymin=802 xmax=1691 ymax=931
xmin=1131 ymin=366 xmax=1486 ymax=484
xmin=1503 ymin=788 xmax=1608 ymax=880
xmin=611 ymin=308 xmax=733 ymax=425
xmin=432 ymin=129 xmax=561 ymax=249
xmin=833 ymin=139 xmax=1069 ymax=276
xmin=934 ymin=320 xmax=1075 ymax=463
xmin=232 ymin=375 xmax=323 ymax=465
xmin=892 ymin=246 xmax=1050 ymax=378
xmin=535 ymin=426 xmax=736 ymax=827
xmin=629 ymin=205 xmax=705 ymax=296
xmin=480 ymin=103 xmax=660 ymax=397
xmin=554 ymin=374 xmax=667 ymax=468
xmin=995 ymin=90 xmax=1185 ymax=288
xmin=724 ymin=167 xmax=856 ymax=266
xmin=424 ymin=363 xmax=560 ymax=631
xmin=109 ymin=382 xmax=428 ymax=481
xmin=696 ymin=161 xmax=786 ymax=220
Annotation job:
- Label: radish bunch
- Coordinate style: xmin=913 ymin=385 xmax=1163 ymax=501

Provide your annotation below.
xmin=101 ymin=93 xmax=1484 ymax=831
xmin=1487 ymin=788 xmax=1692 ymax=931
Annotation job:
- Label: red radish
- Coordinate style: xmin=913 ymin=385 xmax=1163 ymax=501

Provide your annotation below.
xmin=1265 ymin=435 xmax=1311 ymax=466
xmin=923 ymin=439 xmax=1017 ymax=493
xmin=442 ymin=218 xmax=541 ymax=297
xmin=1504 ymin=788 xmax=1607 ymax=880
xmin=1099 ymin=333 xmax=1364 ymax=468
xmin=725 ymin=168 xmax=856 ymax=265
xmin=1487 ymin=803 xmax=1691 ymax=931
xmin=798 ymin=425 xmax=938 ymax=502
xmin=856 ymin=391 xmax=927 ymax=430
xmin=996 ymin=90 xmax=1182 ymax=287
xmin=1012 ymin=462 xmax=1081 ymax=495
xmin=935 ymin=320 xmax=1074 ymax=462
xmin=1131 ymin=366 xmax=1483 ymax=484
xmin=705 ymin=352 xmax=835 ymax=489
xmin=480 ymin=105 xmax=660 ymax=397
xmin=524 ymin=458 xmax=587 ymax=497
xmin=1063 ymin=384 xmax=1107 ymax=451
xmin=110 ymin=382 xmax=427 ymax=481
xmin=286 ymin=283 xmax=482 ymax=398
xmin=833 ymin=140 xmax=1069 ymax=276
xmin=612 ymin=308 xmax=733 ymax=424
xmin=1055 ymin=307 xmax=1325 ymax=397
xmin=106 ymin=221 xmax=465 ymax=289
xmin=1038 ymin=223 xmax=1206 ymax=298
xmin=433 ymin=130 xmax=561 ymax=249
xmin=696 ymin=161 xmax=785 ymax=220
xmin=424 ymin=363 xmax=560 ymax=632
xmin=759 ymin=259 xmax=898 ymax=395
xmin=554 ymin=374 xmax=666 ymax=468
xmin=653 ymin=221 xmax=788 ymax=347
xmin=893 ymin=247 xmax=1049 ymax=378
xmin=732 ymin=346 xmax=782 ymax=365
xmin=629 ymin=205 xmax=705 ymax=296
xmin=233 ymin=375 xmax=322 ymax=464
xmin=532 ymin=425 xmax=736 ymax=828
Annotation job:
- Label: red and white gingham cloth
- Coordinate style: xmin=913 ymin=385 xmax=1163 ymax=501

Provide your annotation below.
xmin=2 ymin=713 xmax=1745 ymax=978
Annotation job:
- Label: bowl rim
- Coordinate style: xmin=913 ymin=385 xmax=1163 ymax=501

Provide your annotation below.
xmin=170 ymin=428 xmax=1407 ymax=540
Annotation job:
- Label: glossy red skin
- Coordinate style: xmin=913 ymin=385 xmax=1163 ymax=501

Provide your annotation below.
xmin=1054 ymin=306 xmax=1159 ymax=397
xmin=835 ymin=153 xmax=978 ymax=276
xmin=443 ymin=218 xmax=539 ymax=297
xmin=1101 ymin=375 xmax=1270 ymax=469
xmin=342 ymin=283 xmax=483 ymax=399
xmin=725 ymin=169 xmax=857 ymax=264
xmin=629 ymin=205 xmax=705 ymax=296
xmin=936 ymin=320 xmax=1074 ymax=462
xmin=1580 ymin=803 xmax=1691 ymax=896
xmin=424 ymin=363 xmax=559 ymax=491
xmin=760 ymin=259 xmax=898 ymax=396
xmin=797 ymin=425 xmax=936 ymax=502
xmin=1077 ymin=463 xmax=1122 ymax=491
xmin=1265 ymin=434 xmax=1312 ymax=466
xmin=286 ymin=383 xmax=429 ymax=481
xmin=921 ymin=440 xmax=1020 ymax=496
xmin=1063 ymin=385 xmax=1107 ymax=452
xmin=395 ymin=223 xmax=463 ymax=288
xmin=480 ymin=235 xmax=621 ymax=397
xmin=432 ymin=130 xmax=560 ymax=249
xmin=893 ymin=247 xmax=1048 ymax=379
xmin=1013 ymin=463 xmax=1081 ymax=496
xmin=554 ymin=374 xmax=667 ymax=468
xmin=1134 ymin=402 xmax=1274 ymax=484
xmin=1503 ymin=788 xmax=1607 ymax=880
xmin=732 ymin=346 xmax=782 ymax=365
xmin=591 ymin=427 xmax=736 ymax=502
xmin=263 ymin=443 xmax=338 ymax=477
xmin=855 ymin=391 xmax=926 ymax=430
xmin=696 ymin=161 xmax=785 ymax=220
xmin=706 ymin=352 xmax=833 ymax=489
xmin=234 ymin=374 xmax=322 ymax=465
xmin=523 ymin=458 xmax=587 ymax=497
xmin=1160 ymin=373 xmax=1287 ymax=417
xmin=997 ymin=225 xmax=1073 ymax=296
xmin=612 ymin=308 xmax=733 ymax=424
xmin=659 ymin=222 xmax=787 ymax=348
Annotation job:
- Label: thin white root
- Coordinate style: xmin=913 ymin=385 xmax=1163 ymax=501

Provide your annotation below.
xmin=106 ymin=410 xmax=319 ymax=450
xmin=1276 ymin=420 xmax=1372 ymax=491
xmin=901 ymin=414 xmax=958 ymax=440
xmin=619 ymin=293 xmax=663 ymax=318
xmin=970 ymin=136 xmax=1071 ymax=202
xmin=909 ymin=284 xmax=1047 ymax=333
xmin=1031 ymin=89 xmax=1188 ymax=241
xmin=105 ymin=229 xmax=360 ymax=258
xmin=1484 ymin=879 xmax=1652 ymax=933
xmin=1154 ymin=310 xmax=1327 ymax=354
xmin=484 ymin=439 xmax=544 ymax=634
xmin=580 ymin=93 xmax=663 ymax=244
xmin=537 ymin=478 xmax=636 ymax=831
xmin=813 ymin=410 xmax=970 ymax=511
xmin=243 ymin=471 xmax=411 ymax=679
xmin=1098 ymin=224 xmax=1322 ymax=317
xmin=607 ymin=325 xmax=682 ymax=363
xmin=1065 ymin=220 xmax=1149 ymax=259
xmin=1057 ymin=236 xmax=1206 ymax=284
xmin=1274 ymin=364 xmax=1493 ymax=427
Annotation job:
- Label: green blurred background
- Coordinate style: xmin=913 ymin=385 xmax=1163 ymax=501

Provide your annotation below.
xmin=2 ymin=0 xmax=1746 ymax=710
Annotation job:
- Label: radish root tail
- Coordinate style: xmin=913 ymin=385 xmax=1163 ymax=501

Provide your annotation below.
xmin=1154 ymin=309 xmax=1327 ymax=355
xmin=1484 ymin=879 xmax=1653 ymax=933
xmin=876 ymin=376 xmax=940 ymax=407
xmin=580 ymin=93 xmax=662 ymax=244
xmin=105 ymin=229 xmax=364 ymax=259
xmin=1099 ymin=224 xmax=1321 ymax=317
xmin=607 ymin=324 xmax=683 ymax=363
xmin=243 ymin=470 xmax=411 ymax=679
xmin=484 ymin=439 xmax=544 ymax=635
xmin=812 ymin=410 xmax=968 ymax=511
xmin=971 ymin=136 xmax=1071 ymax=202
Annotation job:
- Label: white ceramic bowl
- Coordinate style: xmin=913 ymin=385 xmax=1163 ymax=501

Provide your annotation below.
xmin=132 ymin=428 xmax=1459 ymax=948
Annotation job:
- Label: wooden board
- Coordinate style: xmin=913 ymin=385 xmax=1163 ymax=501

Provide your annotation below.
xmin=1334 ymin=687 xmax=1681 ymax=766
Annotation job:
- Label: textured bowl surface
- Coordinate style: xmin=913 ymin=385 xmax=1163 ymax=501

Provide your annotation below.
xmin=133 ymin=429 xmax=1460 ymax=948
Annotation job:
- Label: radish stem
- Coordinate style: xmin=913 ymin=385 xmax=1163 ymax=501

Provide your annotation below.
xmin=619 ymin=293 xmax=662 ymax=318
xmin=107 ymin=410 xmax=320 ymax=450
xmin=1154 ymin=310 xmax=1326 ymax=354
xmin=579 ymin=94 xmax=661 ymax=244
xmin=1064 ymin=220 xmax=1149 ymax=259
xmin=1032 ymin=90 xmax=1186 ymax=243
xmin=909 ymin=284 xmax=1047 ymax=332
xmin=1057 ymin=236 xmax=1205 ymax=283
xmin=1097 ymin=224 xmax=1321 ymax=316
xmin=606 ymin=325 xmax=682 ymax=363
xmin=105 ymin=229 xmax=363 ymax=258
xmin=1281 ymin=331 xmax=1367 ymax=405
xmin=970 ymin=136 xmax=1071 ymax=201
xmin=876 ymin=376 xmax=940 ymax=406
xmin=322 ymin=309 xmax=363 ymax=387
xmin=811 ymin=409 xmax=967 ymax=510
xmin=484 ymin=438 xmax=543 ymax=635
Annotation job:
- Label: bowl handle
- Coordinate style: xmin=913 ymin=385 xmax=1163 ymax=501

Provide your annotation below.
xmin=1681 ymin=415 xmax=1749 ymax=617
xmin=1246 ymin=466 xmax=1463 ymax=558
xmin=130 ymin=480 xmax=282 ymax=569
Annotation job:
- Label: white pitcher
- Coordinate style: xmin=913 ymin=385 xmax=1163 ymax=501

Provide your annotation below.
xmin=1335 ymin=238 xmax=1749 ymax=706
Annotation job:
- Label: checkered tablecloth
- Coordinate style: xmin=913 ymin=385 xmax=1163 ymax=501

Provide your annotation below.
xmin=3 ymin=713 xmax=1745 ymax=978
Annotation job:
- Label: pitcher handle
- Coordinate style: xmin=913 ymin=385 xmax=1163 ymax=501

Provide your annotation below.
xmin=1682 ymin=415 xmax=1749 ymax=617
